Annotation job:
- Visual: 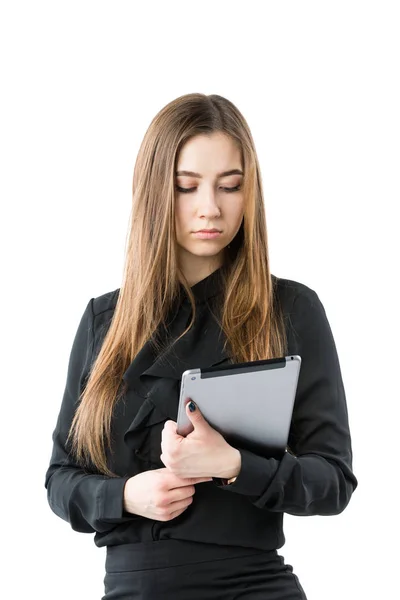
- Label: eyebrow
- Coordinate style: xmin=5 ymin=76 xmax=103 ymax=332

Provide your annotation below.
xmin=175 ymin=169 xmax=244 ymax=178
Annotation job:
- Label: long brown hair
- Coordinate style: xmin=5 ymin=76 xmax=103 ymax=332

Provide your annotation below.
xmin=67 ymin=93 xmax=288 ymax=476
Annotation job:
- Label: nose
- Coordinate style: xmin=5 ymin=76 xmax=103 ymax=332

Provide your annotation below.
xmin=197 ymin=188 xmax=221 ymax=217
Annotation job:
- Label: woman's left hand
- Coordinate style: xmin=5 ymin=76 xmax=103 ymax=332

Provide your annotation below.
xmin=160 ymin=400 xmax=241 ymax=479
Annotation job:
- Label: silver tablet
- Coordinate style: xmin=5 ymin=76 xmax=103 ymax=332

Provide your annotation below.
xmin=177 ymin=355 xmax=301 ymax=458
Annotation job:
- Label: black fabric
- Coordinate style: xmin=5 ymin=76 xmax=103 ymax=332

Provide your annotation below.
xmin=44 ymin=267 xmax=358 ymax=597
xmin=102 ymin=539 xmax=308 ymax=599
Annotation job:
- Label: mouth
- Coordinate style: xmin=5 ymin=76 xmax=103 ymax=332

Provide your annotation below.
xmin=192 ymin=230 xmax=223 ymax=239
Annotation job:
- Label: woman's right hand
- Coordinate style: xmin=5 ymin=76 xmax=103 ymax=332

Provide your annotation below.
xmin=123 ymin=468 xmax=212 ymax=521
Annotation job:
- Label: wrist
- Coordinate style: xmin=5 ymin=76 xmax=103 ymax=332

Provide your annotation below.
xmin=219 ymin=447 xmax=241 ymax=480
xmin=123 ymin=476 xmax=138 ymax=515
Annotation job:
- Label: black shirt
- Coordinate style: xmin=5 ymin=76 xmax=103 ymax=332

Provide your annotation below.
xmin=44 ymin=269 xmax=358 ymax=551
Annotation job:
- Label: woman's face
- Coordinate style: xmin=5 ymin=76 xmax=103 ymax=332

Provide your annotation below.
xmin=174 ymin=132 xmax=245 ymax=282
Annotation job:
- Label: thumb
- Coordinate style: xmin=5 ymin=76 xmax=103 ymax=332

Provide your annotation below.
xmin=185 ymin=399 xmax=208 ymax=430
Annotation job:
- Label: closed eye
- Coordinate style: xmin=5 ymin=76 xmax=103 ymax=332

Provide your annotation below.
xmin=176 ymin=185 xmax=241 ymax=194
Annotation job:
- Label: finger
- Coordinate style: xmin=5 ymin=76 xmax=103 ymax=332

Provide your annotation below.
xmin=185 ymin=400 xmax=208 ymax=431
xmin=166 ymin=505 xmax=191 ymax=521
xmin=168 ymin=496 xmax=194 ymax=511
xmin=168 ymin=486 xmax=196 ymax=504
xmin=156 ymin=467 xmax=211 ymax=484
xmin=161 ymin=421 xmax=179 ymax=442
xmin=163 ymin=420 xmax=177 ymax=433
xmin=169 ymin=475 xmax=212 ymax=487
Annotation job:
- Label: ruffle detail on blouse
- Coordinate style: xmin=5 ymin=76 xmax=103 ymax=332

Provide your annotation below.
xmin=120 ymin=283 xmax=232 ymax=468
xmin=122 ymin=377 xmax=181 ymax=468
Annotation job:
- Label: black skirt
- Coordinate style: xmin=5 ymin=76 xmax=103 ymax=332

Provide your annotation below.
xmin=102 ymin=539 xmax=308 ymax=599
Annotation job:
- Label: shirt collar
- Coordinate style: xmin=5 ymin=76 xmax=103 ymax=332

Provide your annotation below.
xmin=183 ymin=265 xmax=225 ymax=304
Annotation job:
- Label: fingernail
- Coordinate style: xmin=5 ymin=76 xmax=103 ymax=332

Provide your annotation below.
xmin=188 ymin=401 xmax=196 ymax=412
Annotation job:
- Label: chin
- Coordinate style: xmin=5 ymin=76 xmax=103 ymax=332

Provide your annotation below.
xmin=188 ymin=245 xmax=224 ymax=255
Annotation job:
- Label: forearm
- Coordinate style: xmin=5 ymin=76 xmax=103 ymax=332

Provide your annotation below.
xmin=217 ymin=447 xmax=357 ymax=516
xmin=45 ymin=466 xmax=139 ymax=533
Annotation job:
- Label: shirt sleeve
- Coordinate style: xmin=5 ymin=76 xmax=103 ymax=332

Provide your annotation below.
xmin=44 ymin=298 xmax=140 ymax=534
xmin=214 ymin=288 xmax=358 ymax=516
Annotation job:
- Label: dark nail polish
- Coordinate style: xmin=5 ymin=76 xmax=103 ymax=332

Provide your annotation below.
xmin=188 ymin=401 xmax=196 ymax=412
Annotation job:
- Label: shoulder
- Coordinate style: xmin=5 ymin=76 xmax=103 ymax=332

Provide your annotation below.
xmin=91 ymin=288 xmax=120 ymax=317
xmin=272 ymin=273 xmax=320 ymax=311
xmin=87 ymin=289 xmax=120 ymax=356
xmin=272 ymin=276 xmax=332 ymax=352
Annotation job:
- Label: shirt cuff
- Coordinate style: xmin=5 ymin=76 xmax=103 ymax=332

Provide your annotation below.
xmin=99 ymin=475 xmax=135 ymax=521
xmin=213 ymin=448 xmax=279 ymax=496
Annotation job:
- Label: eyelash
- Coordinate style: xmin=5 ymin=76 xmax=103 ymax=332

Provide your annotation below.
xmin=176 ymin=185 xmax=242 ymax=194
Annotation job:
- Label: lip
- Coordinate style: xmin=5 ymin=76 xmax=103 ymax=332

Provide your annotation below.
xmin=192 ymin=231 xmax=222 ymax=239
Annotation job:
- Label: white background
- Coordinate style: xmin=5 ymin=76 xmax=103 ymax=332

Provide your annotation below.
xmin=1 ymin=1 xmax=398 ymax=598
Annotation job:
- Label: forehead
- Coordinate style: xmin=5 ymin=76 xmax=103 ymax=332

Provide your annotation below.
xmin=176 ymin=133 xmax=242 ymax=174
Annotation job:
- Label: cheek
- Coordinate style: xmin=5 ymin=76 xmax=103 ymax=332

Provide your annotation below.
xmin=222 ymin=197 xmax=244 ymax=222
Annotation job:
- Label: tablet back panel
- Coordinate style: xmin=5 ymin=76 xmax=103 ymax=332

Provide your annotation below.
xmin=177 ymin=355 xmax=301 ymax=458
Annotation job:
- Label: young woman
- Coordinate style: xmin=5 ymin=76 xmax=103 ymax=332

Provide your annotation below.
xmin=44 ymin=93 xmax=358 ymax=599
